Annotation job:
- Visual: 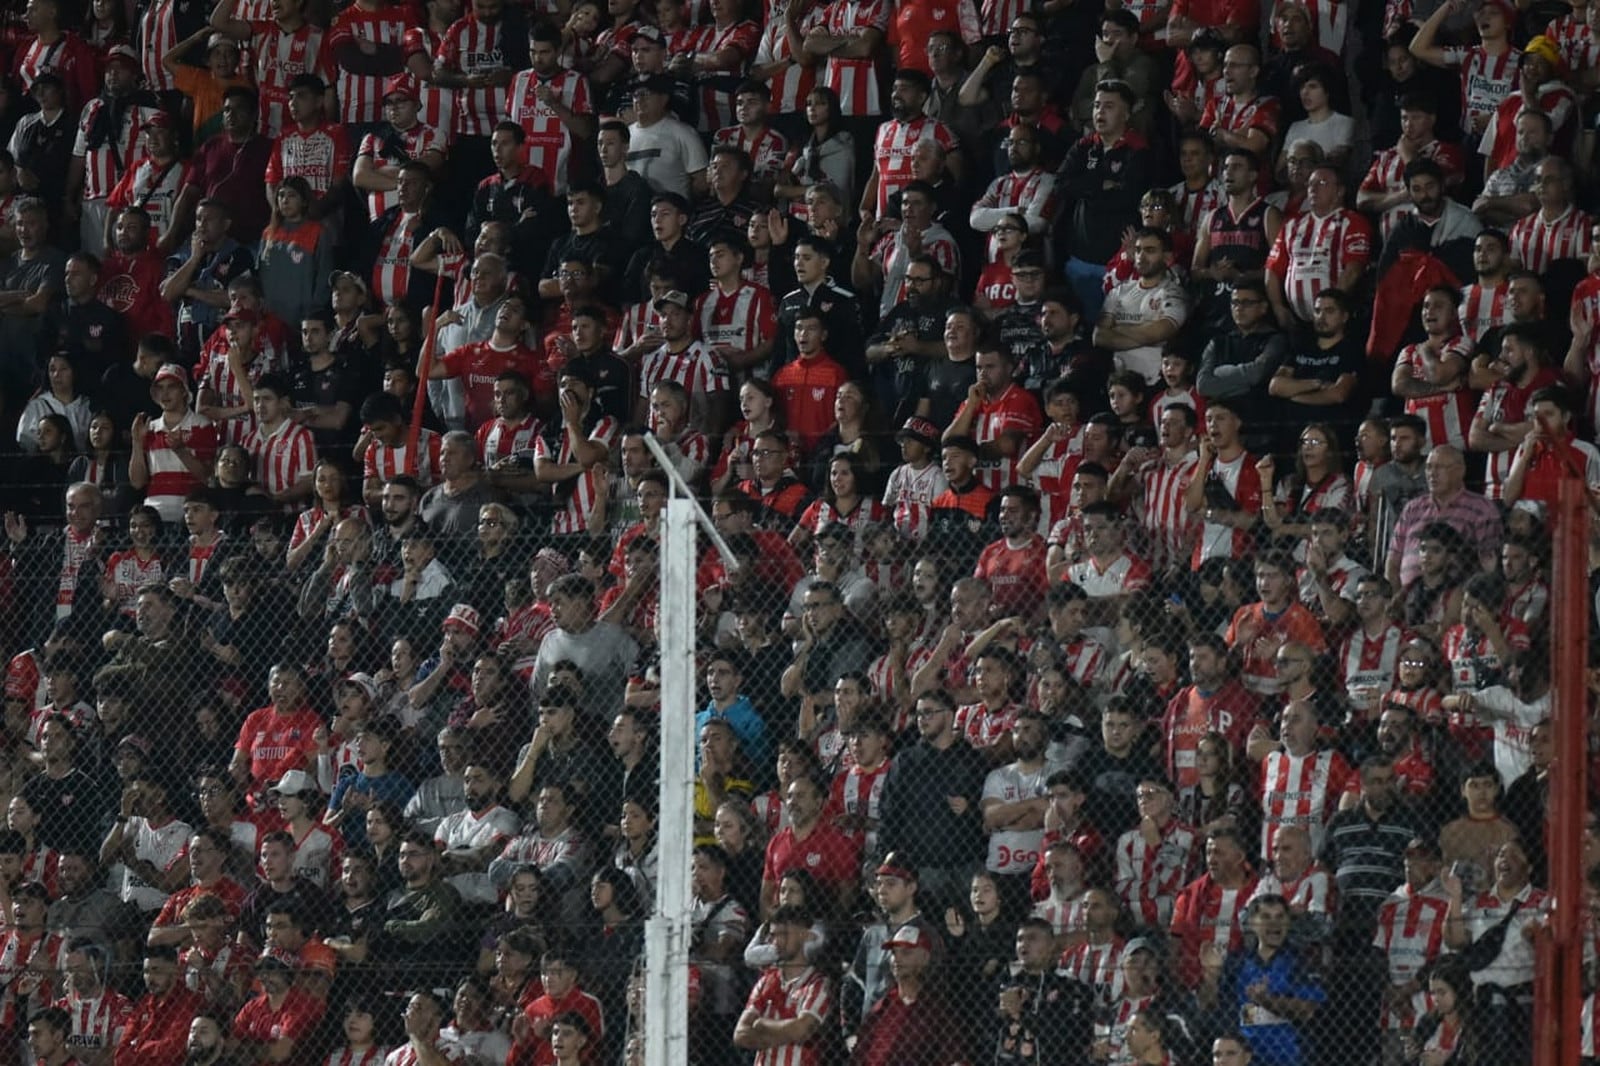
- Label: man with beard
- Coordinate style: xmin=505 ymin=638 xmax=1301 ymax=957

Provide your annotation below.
xmin=637 ymin=290 xmax=731 ymax=435
xmin=116 ymin=946 xmax=203 ymax=1065
xmin=774 ymin=236 xmax=862 ymax=377
xmin=688 ymin=147 xmax=764 ymax=245
xmin=855 ymin=182 xmax=960 ymax=320
xmin=862 ymin=69 xmax=961 ymax=223
xmin=1392 ymin=288 xmax=1475 ymax=451
xmin=1095 ymin=228 xmax=1190 ymax=386
xmin=1469 ymin=326 xmax=1562 ymax=501
xmin=99 ymin=209 xmax=176 ymax=345
xmin=1357 ymin=95 xmax=1466 ymax=242
xmin=381 ymin=831 xmax=465 ymax=967
xmin=506 ymin=21 xmax=593 ymax=196
xmin=180 ymin=1012 xmax=227 ymax=1066
xmin=1473 ymin=109 xmax=1550 ymax=227
xmin=865 ymin=257 xmax=955 ymax=423
xmin=1110 ymin=404 xmax=1204 ymax=578
xmin=1375 ymin=160 xmax=1482 ymax=287
xmin=434 ymin=763 xmax=519 ymax=905
xmin=1268 ymin=288 xmax=1363 ymax=446
xmin=66 ymin=47 xmax=162 ymax=257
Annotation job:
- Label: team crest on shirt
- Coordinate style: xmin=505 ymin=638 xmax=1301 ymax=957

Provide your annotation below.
xmin=806 ymin=853 xmax=820 ymax=866
xmin=811 ymin=388 xmax=827 ymax=400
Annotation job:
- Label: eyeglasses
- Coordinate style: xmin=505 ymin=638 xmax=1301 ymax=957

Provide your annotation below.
xmin=557 ymin=270 xmax=591 ymax=279
xmin=753 ymin=447 xmax=784 ymax=457
xmin=905 ymin=274 xmax=936 ymax=284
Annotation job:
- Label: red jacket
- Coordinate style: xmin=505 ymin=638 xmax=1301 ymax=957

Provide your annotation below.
xmin=115 ymin=986 xmax=203 ymax=1066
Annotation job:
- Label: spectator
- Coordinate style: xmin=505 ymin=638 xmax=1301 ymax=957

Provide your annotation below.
xmin=1198 ymin=895 xmax=1324 ymax=1066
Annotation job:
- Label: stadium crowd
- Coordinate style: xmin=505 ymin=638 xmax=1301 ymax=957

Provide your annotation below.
xmin=0 ymin=0 xmax=1597 ymax=1061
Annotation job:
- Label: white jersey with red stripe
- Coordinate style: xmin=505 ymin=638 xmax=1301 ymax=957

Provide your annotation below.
xmin=1135 ymin=453 xmax=1200 ymax=572
xmin=1258 ymin=748 xmax=1354 ymax=856
xmin=55 ymin=988 xmax=131 ymax=1055
xmin=107 ymin=154 xmax=189 ymax=242
xmin=0 ymin=931 xmax=67 ymax=1030
xmin=714 ymin=124 xmax=789 ymax=179
xmin=752 ymin=0 xmax=817 ymax=113
xmin=371 ymin=209 xmax=429 ymax=307
xmin=72 ymin=99 xmax=161 ymax=201
xmin=435 ymin=15 xmax=511 ymax=136
xmin=1270 ymin=0 xmax=1348 ymax=50
xmin=363 ymin=429 xmax=443 ymax=488
xmin=743 ymin=967 xmax=833 ymax=1066
xmin=1396 ymin=337 xmax=1475 ymax=450
xmin=1474 ymin=379 xmax=1543 ymax=501
xmin=240 ymin=419 xmax=317 ymax=499
xmin=697 ymin=280 xmax=777 ymax=357
xmin=1058 ymin=636 xmax=1109 ymax=689
xmin=639 ymin=342 xmax=730 ymax=398
xmin=1252 ymin=864 xmax=1333 ymax=917
xmin=1058 ymin=936 xmax=1124 ymax=1004
xmin=533 ymin=416 xmax=620 ymax=536
xmin=882 ymin=461 xmax=948 ymax=541
xmin=141 ymin=412 xmax=219 ymax=522
xmin=1457 ymin=281 xmax=1512 ymax=344
xmin=357 ymin=124 xmax=447 ymax=218
xmin=383 ymin=1040 xmax=467 ymax=1065
xmin=1113 ymin=822 xmax=1198 ymax=926
xmin=326 ymin=1047 xmax=389 ymax=1066
xmin=1438 ymin=45 xmax=1518 ymax=138
xmin=104 ymin=549 xmax=165 ymax=618
xmin=1169 ymin=178 xmax=1224 ymax=235
xmin=1193 ymin=450 xmax=1263 ymax=566
xmin=1066 ymin=550 xmax=1152 ymax=600
xmin=250 ymin=20 xmax=328 ymax=137
xmin=475 ymin=414 xmax=541 ymax=467
xmin=1373 ymin=885 xmax=1449 ymax=1028
xmin=682 ymin=20 xmax=762 ymax=131
xmin=810 ymin=0 xmax=889 ymax=117
xmin=979 ymin=0 xmax=1030 ymax=35
xmin=328 ymin=4 xmax=414 ymax=124
xmin=139 ymin=0 xmax=181 ymax=91
xmin=1507 ymin=204 xmax=1594 ymax=274
xmin=1545 ymin=10 xmax=1593 ymax=68
xmin=404 ymin=27 xmax=456 ymax=136
xmin=1265 ymin=207 xmax=1373 ymax=322
xmin=507 ymin=68 xmax=592 ymax=194
xmin=830 ymin=760 xmax=889 ymax=856
xmin=1339 ymin=623 xmax=1404 ymax=704
xmin=871 ymin=116 xmax=959 ymax=216
xmin=1031 ymin=889 xmax=1088 ymax=937
xmin=267 ymin=121 xmax=352 ymax=195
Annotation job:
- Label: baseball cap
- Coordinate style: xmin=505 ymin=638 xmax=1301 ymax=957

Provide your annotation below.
xmin=207 ymin=32 xmax=238 ymax=51
xmin=269 ymin=769 xmax=318 ymax=797
xmin=875 ymin=852 xmax=918 ymax=882
xmin=383 ymin=74 xmax=420 ymax=102
xmin=444 ymin=603 xmax=480 ymax=635
xmin=1122 ymin=937 xmax=1158 ymax=962
xmin=223 ymin=308 xmax=260 ymax=325
xmin=255 ymin=950 xmax=295 ymax=972
xmin=116 ymin=734 xmax=152 ymax=758
xmin=153 ymin=363 xmax=189 ymax=388
xmin=1405 ymin=837 xmax=1441 ymax=859
xmin=896 ymin=417 xmax=940 ymax=449
xmin=631 ymin=24 xmax=665 ymax=46
xmin=653 ymin=290 xmax=691 ymax=312
xmin=1524 ymin=34 xmax=1563 ymax=70
xmin=329 ymin=270 xmax=368 ymax=294
xmin=105 ymin=44 xmax=140 ymax=70
xmin=337 ymin=672 xmax=378 ymax=703
xmin=883 ymin=924 xmax=934 ymax=951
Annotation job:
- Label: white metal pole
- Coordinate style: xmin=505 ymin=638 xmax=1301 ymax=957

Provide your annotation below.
xmin=645 ymin=497 xmax=695 ymax=1066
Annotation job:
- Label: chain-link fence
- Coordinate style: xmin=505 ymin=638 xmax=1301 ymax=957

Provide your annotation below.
xmin=0 ymin=425 xmax=1577 ymax=1066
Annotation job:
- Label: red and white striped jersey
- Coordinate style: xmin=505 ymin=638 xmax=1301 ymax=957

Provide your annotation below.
xmin=196 ymin=329 xmax=291 ymax=443
xmin=106 ymin=154 xmax=189 ymax=242
xmin=240 ymin=419 xmax=317 ymax=499
xmin=0 ymin=931 xmax=67 ymax=1030
xmin=1339 ymin=623 xmax=1404 ymax=702
xmin=249 ymin=21 xmax=329 ymax=137
xmin=533 ymin=416 xmax=620 ymax=536
xmin=1031 ymin=888 xmax=1088 ymax=937
xmin=1258 ymin=749 xmax=1355 ymax=857
xmin=1191 ymin=450 xmax=1262 ymax=565
xmin=506 ymin=68 xmax=592 ymax=194
xmin=265 ymin=122 xmax=354 ymax=195
xmin=104 ymin=549 xmax=165 ymax=618
xmin=1396 ymin=337 xmax=1475 ymax=450
xmin=325 ymin=1046 xmax=389 ymax=1066
xmin=141 ymin=412 xmax=220 ymax=522
xmin=357 ymin=124 xmax=446 ymax=218
xmin=327 ymin=3 xmax=417 ymax=124
xmin=1504 ymin=577 xmax=1549 ymax=628
xmin=1265 ymin=208 xmax=1373 ymax=322
xmin=1373 ymin=885 xmax=1449 ymax=1028
xmin=1438 ymin=44 xmax=1518 ymax=137
xmin=1168 ymin=178 xmax=1224 ymax=235
xmin=383 ymin=1040 xmax=468 ymax=1065
xmin=751 ymin=1 xmax=816 ymax=112
xmin=13 ymin=33 xmax=96 ymax=105
xmin=682 ymin=20 xmax=762 ymax=131
xmin=1066 ymin=550 xmax=1152 ymax=600
xmin=697 ymin=281 xmax=777 ymax=357
xmin=1135 ymin=453 xmax=1200 ymax=572
xmin=1057 ymin=636 xmax=1108 ymax=689
xmin=55 ymin=988 xmax=131 ymax=1055
xmin=403 ymin=27 xmax=456 ymax=136
xmin=1200 ymin=93 xmax=1281 ymax=153
xmin=1172 ymin=874 xmax=1257 ymax=981
xmin=1508 ymin=205 xmax=1594 ymax=275
xmin=1358 ymin=139 xmax=1466 ymax=239
xmin=979 ymin=0 xmax=1030 ymax=35
xmin=1545 ymin=10 xmax=1593 ymax=68
xmin=829 ymin=759 xmax=889 ymax=854
xmin=1474 ymin=372 xmax=1558 ymax=501
xmin=49 ymin=525 xmax=96 ymax=620
xmin=363 ymin=429 xmax=443 ymax=488
xmin=139 ymin=0 xmax=180 ymax=91
xmin=715 ymin=123 xmax=789 ymax=179
xmin=639 ymin=342 xmax=730 ymax=398
xmin=867 ymin=644 xmax=931 ymax=723
xmin=1058 ymin=936 xmax=1124 ymax=1003
xmin=474 ymin=414 xmax=541 ymax=466
xmin=434 ymin=15 xmax=511 ymax=136
xmin=1457 ymin=281 xmax=1512 ymax=344
xmin=289 ymin=505 xmax=366 ymax=554
xmin=1270 ymin=0 xmax=1348 ymax=50
xmin=810 ymin=0 xmax=889 ymax=117
xmin=882 ymin=461 xmax=948 ymax=541
xmin=1113 ymin=822 xmax=1199 ymax=926
xmin=370 ymin=209 xmax=428 ymax=307
xmin=72 ymin=99 xmax=161 ymax=201
xmin=743 ymin=966 xmax=833 ymax=1066
xmin=615 ymin=301 xmax=663 ymax=351
xmin=871 ymin=116 xmax=959 ymax=216
xmin=1252 ymin=864 xmax=1333 ymax=917
xmin=954 ymin=699 xmax=1022 ymax=751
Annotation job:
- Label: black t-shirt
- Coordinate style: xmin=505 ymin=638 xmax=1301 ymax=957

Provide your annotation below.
xmin=20 ymin=767 xmax=106 ymax=854
xmin=292 ymin=356 xmax=368 ymax=458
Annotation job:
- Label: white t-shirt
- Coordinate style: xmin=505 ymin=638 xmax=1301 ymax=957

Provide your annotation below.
xmin=626 ymin=117 xmax=709 ymax=198
xmin=1283 ymin=112 xmax=1356 ymax=160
